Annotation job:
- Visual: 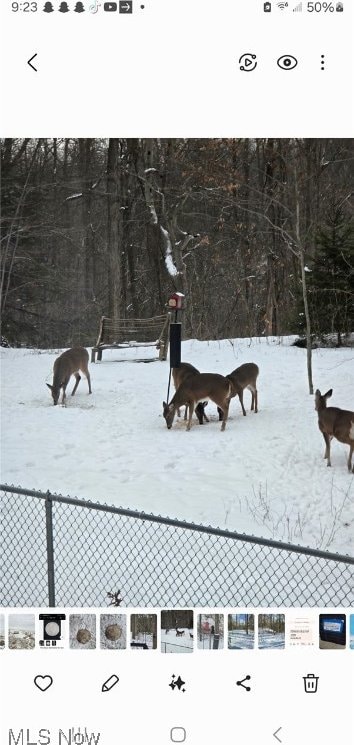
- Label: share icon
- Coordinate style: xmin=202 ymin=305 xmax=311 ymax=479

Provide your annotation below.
xmin=236 ymin=675 xmax=251 ymax=692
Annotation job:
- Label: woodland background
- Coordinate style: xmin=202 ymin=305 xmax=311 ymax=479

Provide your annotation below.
xmin=1 ymin=138 xmax=353 ymax=347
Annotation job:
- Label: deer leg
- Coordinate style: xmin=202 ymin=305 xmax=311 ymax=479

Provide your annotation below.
xmin=186 ymin=402 xmax=195 ymax=431
xmin=322 ymin=432 xmax=331 ymax=466
xmin=348 ymin=444 xmax=354 ymax=473
xmin=217 ymin=406 xmax=224 ymax=421
xmin=202 ymin=402 xmax=210 ymax=423
xmin=195 ymin=403 xmax=205 ymax=425
xmin=61 ymin=386 xmax=67 ymax=406
xmin=71 ymin=373 xmax=81 ymax=396
xmin=238 ymin=390 xmax=247 ymax=416
xmin=248 ymin=384 xmax=258 ymax=413
xmin=85 ymin=370 xmax=92 ymax=394
xmin=220 ymin=400 xmax=230 ymax=431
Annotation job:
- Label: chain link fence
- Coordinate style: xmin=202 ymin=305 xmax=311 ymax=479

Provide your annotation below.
xmin=1 ymin=484 xmax=354 ymax=607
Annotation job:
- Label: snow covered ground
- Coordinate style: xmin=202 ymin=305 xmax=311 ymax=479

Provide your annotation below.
xmin=162 ymin=628 xmax=193 ymax=653
xmin=228 ymin=629 xmax=255 ymax=650
xmin=131 ymin=631 xmax=156 ymax=650
xmin=1 ymin=336 xmax=353 ymax=555
xmin=258 ymin=631 xmax=285 ymax=650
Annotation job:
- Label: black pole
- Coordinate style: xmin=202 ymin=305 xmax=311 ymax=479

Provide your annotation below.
xmin=169 ymin=322 xmax=181 ymax=368
xmin=45 ymin=491 xmax=56 ymax=607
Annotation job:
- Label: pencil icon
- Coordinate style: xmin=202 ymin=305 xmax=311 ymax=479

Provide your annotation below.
xmin=102 ymin=674 xmax=119 ymax=692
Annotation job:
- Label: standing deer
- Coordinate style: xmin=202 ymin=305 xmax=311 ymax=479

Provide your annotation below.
xmin=163 ymin=373 xmax=232 ymax=431
xmin=218 ymin=362 xmax=259 ymax=420
xmin=46 ymin=347 xmax=92 ymax=405
xmin=172 ymin=362 xmax=209 ymax=424
xmin=315 ymin=389 xmax=354 ymax=472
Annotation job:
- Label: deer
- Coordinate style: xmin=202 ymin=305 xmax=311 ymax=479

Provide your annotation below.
xmin=163 ymin=373 xmax=232 ymax=431
xmin=172 ymin=362 xmax=209 ymax=424
xmin=217 ymin=362 xmax=259 ymax=420
xmin=315 ymin=389 xmax=354 ymax=473
xmin=176 ymin=629 xmax=185 ymax=637
xmin=46 ymin=347 xmax=92 ymax=406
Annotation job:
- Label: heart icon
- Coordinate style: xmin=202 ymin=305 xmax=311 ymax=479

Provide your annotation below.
xmin=34 ymin=675 xmax=53 ymax=692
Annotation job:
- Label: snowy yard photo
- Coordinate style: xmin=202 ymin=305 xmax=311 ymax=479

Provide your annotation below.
xmin=8 ymin=614 xmax=35 ymax=650
xmin=197 ymin=614 xmax=224 ymax=650
xmin=161 ymin=611 xmax=193 ymax=652
xmin=1 ymin=137 xmax=353 ymax=608
xmin=258 ymin=614 xmax=285 ymax=650
xmin=130 ymin=614 xmax=157 ymax=650
xmin=228 ymin=614 xmax=255 ymax=650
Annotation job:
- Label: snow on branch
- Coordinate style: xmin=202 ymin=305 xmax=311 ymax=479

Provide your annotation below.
xmin=161 ymin=226 xmax=178 ymax=277
xmin=66 ymin=192 xmax=83 ymax=201
xmin=149 ymin=204 xmax=158 ymax=224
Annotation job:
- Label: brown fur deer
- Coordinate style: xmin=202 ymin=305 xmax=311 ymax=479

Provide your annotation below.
xmin=176 ymin=629 xmax=185 ymax=637
xmin=46 ymin=347 xmax=92 ymax=406
xmin=163 ymin=373 xmax=232 ymax=431
xmin=172 ymin=362 xmax=209 ymax=424
xmin=315 ymin=389 xmax=354 ymax=472
xmin=218 ymin=362 xmax=259 ymax=420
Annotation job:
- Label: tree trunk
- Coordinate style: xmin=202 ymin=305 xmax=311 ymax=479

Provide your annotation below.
xmin=107 ymin=139 xmax=122 ymax=320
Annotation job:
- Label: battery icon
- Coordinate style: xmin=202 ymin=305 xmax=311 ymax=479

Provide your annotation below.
xmin=264 ymin=2 xmax=272 ymax=10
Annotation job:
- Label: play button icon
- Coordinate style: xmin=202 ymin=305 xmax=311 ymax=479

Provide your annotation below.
xmin=239 ymin=53 xmax=257 ymax=71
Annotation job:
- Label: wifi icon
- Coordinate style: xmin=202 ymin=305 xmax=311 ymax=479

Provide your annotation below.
xmin=277 ymin=1 xmax=288 ymax=7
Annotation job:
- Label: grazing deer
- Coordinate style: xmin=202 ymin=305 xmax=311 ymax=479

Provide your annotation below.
xmin=315 ymin=389 xmax=354 ymax=472
xmin=176 ymin=629 xmax=185 ymax=637
xmin=189 ymin=632 xmax=193 ymax=639
xmin=163 ymin=373 xmax=232 ymax=431
xmin=218 ymin=362 xmax=259 ymax=420
xmin=172 ymin=362 xmax=209 ymax=424
xmin=46 ymin=347 xmax=92 ymax=406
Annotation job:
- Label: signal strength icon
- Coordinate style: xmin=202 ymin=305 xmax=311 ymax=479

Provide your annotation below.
xmin=277 ymin=2 xmax=289 ymax=9
xmin=293 ymin=2 xmax=302 ymax=10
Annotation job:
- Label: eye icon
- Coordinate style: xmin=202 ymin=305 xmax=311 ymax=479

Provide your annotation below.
xmin=277 ymin=55 xmax=298 ymax=70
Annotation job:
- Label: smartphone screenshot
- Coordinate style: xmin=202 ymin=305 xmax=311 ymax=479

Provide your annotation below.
xmin=1 ymin=1 xmax=353 ymax=744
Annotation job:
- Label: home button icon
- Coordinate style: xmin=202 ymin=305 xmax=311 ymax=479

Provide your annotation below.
xmin=170 ymin=727 xmax=186 ymax=743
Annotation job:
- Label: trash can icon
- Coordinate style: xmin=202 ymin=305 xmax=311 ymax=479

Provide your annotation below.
xmin=303 ymin=674 xmax=319 ymax=693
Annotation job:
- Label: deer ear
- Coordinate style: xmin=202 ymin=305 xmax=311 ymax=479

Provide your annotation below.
xmin=325 ymin=389 xmax=333 ymax=399
xmin=163 ymin=401 xmax=167 ymax=407
xmin=46 ymin=383 xmax=53 ymax=391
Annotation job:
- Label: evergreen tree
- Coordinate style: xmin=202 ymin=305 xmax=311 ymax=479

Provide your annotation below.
xmin=308 ymin=208 xmax=354 ymax=344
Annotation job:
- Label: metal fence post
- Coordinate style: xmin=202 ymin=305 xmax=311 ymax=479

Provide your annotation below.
xmin=45 ymin=491 xmax=56 ymax=607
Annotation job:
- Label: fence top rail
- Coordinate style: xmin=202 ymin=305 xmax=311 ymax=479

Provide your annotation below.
xmin=102 ymin=315 xmax=168 ymax=323
xmin=1 ymin=483 xmax=353 ymax=566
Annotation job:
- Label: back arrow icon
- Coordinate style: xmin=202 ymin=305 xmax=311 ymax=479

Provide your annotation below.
xmin=28 ymin=53 xmax=38 ymax=71
xmin=273 ymin=727 xmax=282 ymax=743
